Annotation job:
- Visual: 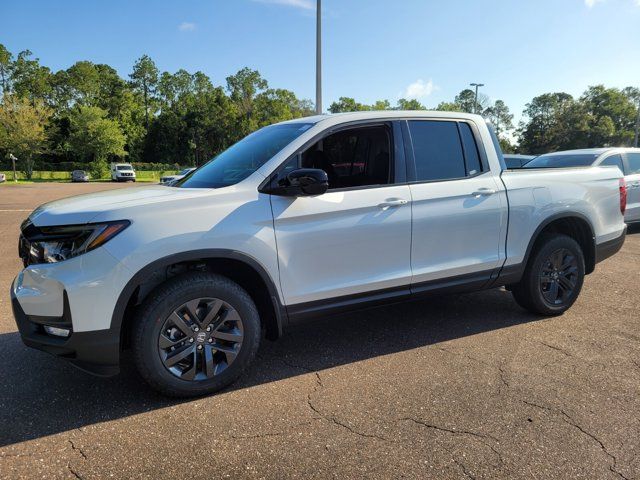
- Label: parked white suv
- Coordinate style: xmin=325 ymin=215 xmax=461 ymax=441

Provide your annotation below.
xmin=110 ymin=163 xmax=136 ymax=182
xmin=12 ymin=112 xmax=627 ymax=397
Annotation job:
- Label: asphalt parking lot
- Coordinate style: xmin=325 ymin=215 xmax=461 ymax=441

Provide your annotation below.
xmin=0 ymin=182 xmax=639 ymax=479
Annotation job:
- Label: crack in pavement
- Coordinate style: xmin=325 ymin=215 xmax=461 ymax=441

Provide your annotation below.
xmin=400 ymin=417 xmax=504 ymax=468
xmin=268 ymin=356 xmax=388 ymax=441
xmin=68 ymin=440 xmax=87 ymax=460
xmin=307 ymin=371 xmax=387 ymax=441
xmin=436 ymin=346 xmax=511 ymax=397
xmin=519 ymin=399 xmax=630 ymax=480
xmin=66 ymin=438 xmax=87 ymax=480
xmin=67 ymin=464 xmax=83 ymax=480
xmin=453 ymin=458 xmax=476 ymax=480
xmin=497 ymin=365 xmax=510 ymax=395
xmin=559 ymin=410 xmax=629 ymax=480
xmin=538 ymin=341 xmax=573 ymax=357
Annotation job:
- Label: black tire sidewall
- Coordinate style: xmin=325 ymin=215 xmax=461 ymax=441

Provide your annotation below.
xmin=133 ymin=273 xmax=261 ymax=397
xmin=518 ymin=234 xmax=585 ymax=315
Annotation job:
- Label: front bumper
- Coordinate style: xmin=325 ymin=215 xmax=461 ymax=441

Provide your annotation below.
xmin=11 ymin=286 xmax=120 ymax=376
xmin=11 ymin=247 xmax=133 ymax=376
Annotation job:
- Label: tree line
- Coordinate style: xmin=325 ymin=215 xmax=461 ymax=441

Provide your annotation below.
xmin=1 ymin=43 xmax=639 ymax=179
xmin=0 ymin=45 xmax=315 ymax=178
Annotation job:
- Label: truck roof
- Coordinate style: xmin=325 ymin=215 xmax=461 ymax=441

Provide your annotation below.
xmin=281 ymin=110 xmax=486 ymax=127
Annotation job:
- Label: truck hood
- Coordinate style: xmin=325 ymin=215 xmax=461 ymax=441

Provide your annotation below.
xmin=29 ymin=185 xmax=217 ymax=226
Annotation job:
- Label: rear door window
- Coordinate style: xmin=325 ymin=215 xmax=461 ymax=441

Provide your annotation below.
xmin=408 ymin=120 xmax=482 ymax=181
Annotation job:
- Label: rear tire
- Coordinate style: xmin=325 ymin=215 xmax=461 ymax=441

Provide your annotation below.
xmin=132 ymin=272 xmax=261 ymax=397
xmin=511 ymin=234 xmax=585 ymax=316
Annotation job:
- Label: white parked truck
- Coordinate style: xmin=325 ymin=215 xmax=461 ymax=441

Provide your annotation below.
xmin=12 ymin=111 xmax=627 ymax=397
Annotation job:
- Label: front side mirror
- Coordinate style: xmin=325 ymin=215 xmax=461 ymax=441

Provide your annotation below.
xmin=286 ymin=168 xmax=329 ymax=196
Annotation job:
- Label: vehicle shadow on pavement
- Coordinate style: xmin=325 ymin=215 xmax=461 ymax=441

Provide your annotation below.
xmin=0 ymin=288 xmax=544 ymax=447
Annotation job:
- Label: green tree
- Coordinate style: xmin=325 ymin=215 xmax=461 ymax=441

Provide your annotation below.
xmin=396 ymin=98 xmax=426 ymax=110
xmin=129 ymin=55 xmax=159 ymax=128
xmin=455 ymin=89 xmax=477 ymax=113
xmin=623 ymin=87 xmax=640 ymax=147
xmin=0 ymin=94 xmax=51 ymax=179
xmin=0 ymin=44 xmax=13 ymax=95
xmin=11 ymin=50 xmax=52 ymax=101
xmin=580 ymin=85 xmax=636 ymax=146
xmin=328 ymin=97 xmax=371 ymax=113
xmin=371 ymin=100 xmax=391 ymax=110
xmin=517 ymin=92 xmax=589 ymax=154
xmin=434 ymin=101 xmax=462 ymax=112
xmin=68 ymin=106 xmax=126 ymax=177
xmin=484 ymin=100 xmax=514 ymax=138
xmin=226 ymin=67 xmax=269 ymax=137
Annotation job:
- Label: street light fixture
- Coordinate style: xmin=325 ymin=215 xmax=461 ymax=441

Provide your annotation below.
xmin=9 ymin=153 xmax=18 ymax=182
xmin=470 ymin=83 xmax=485 ymax=114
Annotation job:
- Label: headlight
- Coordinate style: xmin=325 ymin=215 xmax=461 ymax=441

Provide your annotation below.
xmin=21 ymin=220 xmax=130 ymax=264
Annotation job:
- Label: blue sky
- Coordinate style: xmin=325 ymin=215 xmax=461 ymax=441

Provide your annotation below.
xmin=2 ymin=0 xmax=640 ymax=123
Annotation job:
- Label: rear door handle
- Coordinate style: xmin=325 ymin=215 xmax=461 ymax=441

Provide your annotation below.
xmin=378 ymin=199 xmax=408 ymax=209
xmin=471 ymin=188 xmax=496 ymax=197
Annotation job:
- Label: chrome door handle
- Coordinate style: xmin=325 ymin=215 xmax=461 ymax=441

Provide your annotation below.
xmin=378 ymin=199 xmax=408 ymax=209
xmin=471 ymin=188 xmax=496 ymax=197
xmin=631 ymin=182 xmax=640 ymax=188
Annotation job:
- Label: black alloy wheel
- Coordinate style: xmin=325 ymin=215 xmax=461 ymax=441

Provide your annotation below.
xmin=539 ymin=248 xmax=579 ymax=306
xmin=158 ymin=297 xmax=244 ymax=381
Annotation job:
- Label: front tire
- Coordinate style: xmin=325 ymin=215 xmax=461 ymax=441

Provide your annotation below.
xmin=132 ymin=272 xmax=261 ymax=397
xmin=511 ymin=234 xmax=585 ymax=316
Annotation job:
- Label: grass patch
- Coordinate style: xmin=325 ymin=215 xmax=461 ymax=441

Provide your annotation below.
xmin=0 ymin=170 xmax=178 ymax=183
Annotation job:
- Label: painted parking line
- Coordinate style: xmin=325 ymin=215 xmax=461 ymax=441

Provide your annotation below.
xmin=0 ymin=209 xmax=33 ymax=212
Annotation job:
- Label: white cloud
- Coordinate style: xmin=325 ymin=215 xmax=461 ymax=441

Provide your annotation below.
xmin=253 ymin=0 xmax=315 ymax=10
xmin=585 ymin=0 xmax=640 ymax=6
xmin=402 ymin=79 xmax=437 ymax=100
xmin=178 ymin=22 xmax=196 ymax=32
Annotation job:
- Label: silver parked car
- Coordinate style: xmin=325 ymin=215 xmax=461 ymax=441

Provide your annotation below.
xmin=71 ymin=170 xmax=89 ymax=182
xmin=503 ymin=154 xmax=536 ymax=169
xmin=525 ymin=148 xmax=640 ymax=224
xmin=160 ymin=167 xmax=196 ymax=185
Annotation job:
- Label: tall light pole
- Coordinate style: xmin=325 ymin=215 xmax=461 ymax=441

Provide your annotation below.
xmin=315 ymin=0 xmax=322 ymax=115
xmin=470 ymin=82 xmax=484 ymax=114
xmin=634 ymin=98 xmax=640 ymax=148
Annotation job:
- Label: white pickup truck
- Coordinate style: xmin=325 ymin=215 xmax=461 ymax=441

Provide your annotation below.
xmin=12 ymin=111 xmax=627 ymax=397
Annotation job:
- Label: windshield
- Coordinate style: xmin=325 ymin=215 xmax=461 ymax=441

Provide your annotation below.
xmin=177 ymin=123 xmax=313 ymax=189
xmin=116 ymin=165 xmax=133 ymax=171
xmin=525 ymin=153 xmax=600 ymax=168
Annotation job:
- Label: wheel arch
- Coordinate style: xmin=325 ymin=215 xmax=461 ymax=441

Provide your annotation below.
xmin=112 ymin=250 xmax=287 ymax=357
xmin=524 ymin=212 xmax=596 ymax=274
